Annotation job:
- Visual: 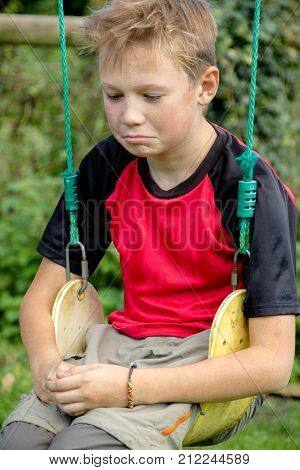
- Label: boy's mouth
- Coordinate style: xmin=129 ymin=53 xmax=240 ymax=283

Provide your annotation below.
xmin=124 ymin=136 xmax=152 ymax=143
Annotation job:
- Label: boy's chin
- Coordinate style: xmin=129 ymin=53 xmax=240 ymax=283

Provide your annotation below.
xmin=122 ymin=143 xmax=159 ymax=158
xmin=113 ymin=135 xmax=163 ymax=158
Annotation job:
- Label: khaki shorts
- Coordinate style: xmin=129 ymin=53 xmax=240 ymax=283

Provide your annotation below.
xmin=2 ymin=325 xmax=266 ymax=450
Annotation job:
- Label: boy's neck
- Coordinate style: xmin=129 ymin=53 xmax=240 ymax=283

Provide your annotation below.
xmin=146 ymin=119 xmax=217 ymax=191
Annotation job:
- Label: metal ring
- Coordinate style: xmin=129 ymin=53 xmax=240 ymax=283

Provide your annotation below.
xmin=65 ymin=241 xmax=89 ymax=295
xmin=234 ymin=249 xmax=251 ymax=268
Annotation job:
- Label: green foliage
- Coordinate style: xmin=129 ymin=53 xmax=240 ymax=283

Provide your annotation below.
xmin=0 ymin=0 xmax=90 ymax=15
xmin=210 ymin=1 xmax=300 ymax=193
xmin=0 ymin=44 xmax=122 ymax=340
xmin=0 ymin=341 xmax=33 ymax=426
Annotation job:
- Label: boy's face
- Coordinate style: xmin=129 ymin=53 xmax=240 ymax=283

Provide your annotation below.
xmin=99 ymin=45 xmax=215 ymax=161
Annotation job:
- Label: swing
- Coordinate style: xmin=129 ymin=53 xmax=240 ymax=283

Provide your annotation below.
xmin=52 ymin=278 xmax=104 ymax=357
xmin=52 ymin=0 xmax=262 ymax=447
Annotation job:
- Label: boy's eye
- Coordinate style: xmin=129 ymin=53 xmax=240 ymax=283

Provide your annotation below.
xmin=107 ymin=95 xmax=122 ymax=101
xmin=106 ymin=94 xmax=161 ymax=102
xmin=144 ymin=95 xmax=162 ymax=102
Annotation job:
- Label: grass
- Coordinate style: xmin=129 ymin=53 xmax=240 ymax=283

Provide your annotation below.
xmin=1 ymin=340 xmax=299 ymax=450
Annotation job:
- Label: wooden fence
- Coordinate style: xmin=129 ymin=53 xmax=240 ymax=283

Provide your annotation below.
xmin=0 ymin=14 xmax=84 ymax=46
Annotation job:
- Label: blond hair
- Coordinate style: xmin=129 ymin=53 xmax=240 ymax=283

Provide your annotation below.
xmin=82 ymin=0 xmax=218 ymax=86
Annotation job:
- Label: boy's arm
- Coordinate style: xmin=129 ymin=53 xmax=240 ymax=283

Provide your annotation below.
xmin=20 ymin=257 xmax=81 ymax=380
xmin=134 ymin=314 xmax=296 ymax=404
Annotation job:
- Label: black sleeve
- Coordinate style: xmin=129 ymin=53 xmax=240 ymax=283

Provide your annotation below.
xmin=36 ymin=136 xmax=134 ymax=276
xmin=241 ymin=161 xmax=300 ymax=317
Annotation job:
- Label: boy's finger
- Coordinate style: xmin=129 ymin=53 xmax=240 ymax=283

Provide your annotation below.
xmin=56 ymin=363 xmax=99 ymax=377
xmin=50 ymin=389 xmax=83 ymax=405
xmin=58 ymin=402 xmax=86 ymax=415
xmin=36 ymin=388 xmax=53 ymax=404
xmin=46 ymin=362 xmax=70 ymax=380
xmin=45 ymin=374 xmax=83 ymax=392
xmin=57 ymin=362 xmax=74 ymax=372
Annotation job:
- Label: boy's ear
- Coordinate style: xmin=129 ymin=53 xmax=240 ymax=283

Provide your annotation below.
xmin=197 ymin=66 xmax=219 ymax=106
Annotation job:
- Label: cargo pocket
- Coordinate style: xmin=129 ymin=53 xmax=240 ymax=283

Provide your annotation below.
xmin=161 ymin=410 xmax=191 ymax=436
xmin=158 ymin=404 xmax=194 ymax=449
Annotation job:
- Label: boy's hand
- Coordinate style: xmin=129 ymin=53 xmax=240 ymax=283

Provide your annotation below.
xmin=44 ymin=364 xmax=129 ymax=415
xmin=33 ymin=360 xmax=74 ymax=404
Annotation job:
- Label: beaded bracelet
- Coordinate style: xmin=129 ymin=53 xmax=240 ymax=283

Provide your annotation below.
xmin=128 ymin=363 xmax=137 ymax=409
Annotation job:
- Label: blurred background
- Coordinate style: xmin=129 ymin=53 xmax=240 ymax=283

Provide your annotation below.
xmin=0 ymin=0 xmax=299 ymax=449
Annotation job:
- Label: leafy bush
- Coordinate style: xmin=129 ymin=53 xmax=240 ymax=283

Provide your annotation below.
xmin=0 ymin=39 xmax=126 ymax=342
xmin=211 ymin=1 xmax=299 ymax=193
xmin=0 ymin=0 xmax=90 ymax=15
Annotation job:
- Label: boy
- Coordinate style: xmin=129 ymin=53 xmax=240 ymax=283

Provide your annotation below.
xmin=1 ymin=0 xmax=299 ymax=450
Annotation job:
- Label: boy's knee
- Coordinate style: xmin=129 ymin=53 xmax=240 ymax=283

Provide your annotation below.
xmin=0 ymin=422 xmax=55 ymax=450
xmin=48 ymin=429 xmax=74 ymax=450
xmin=48 ymin=424 xmax=129 ymax=450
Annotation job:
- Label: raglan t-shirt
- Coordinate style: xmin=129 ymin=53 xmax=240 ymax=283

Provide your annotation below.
xmin=37 ymin=123 xmax=300 ymax=339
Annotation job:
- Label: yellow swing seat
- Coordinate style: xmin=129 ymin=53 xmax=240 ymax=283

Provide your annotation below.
xmin=183 ymin=288 xmax=254 ymax=446
xmin=52 ymin=279 xmax=103 ymax=358
xmin=52 ymin=284 xmax=254 ymax=446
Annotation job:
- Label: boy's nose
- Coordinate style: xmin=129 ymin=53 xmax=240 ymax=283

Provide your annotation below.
xmin=122 ymin=97 xmax=146 ymax=127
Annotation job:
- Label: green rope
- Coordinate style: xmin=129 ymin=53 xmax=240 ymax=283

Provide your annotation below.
xmin=235 ymin=0 xmax=261 ymax=255
xmin=57 ymin=0 xmax=79 ymax=246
